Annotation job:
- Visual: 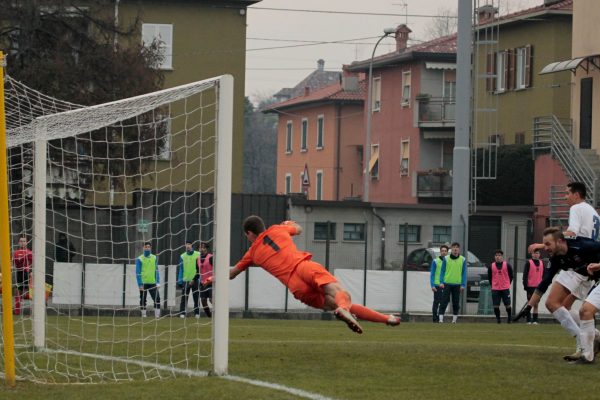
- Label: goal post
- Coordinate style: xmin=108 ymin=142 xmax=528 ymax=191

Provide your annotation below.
xmin=0 ymin=51 xmax=17 ymax=387
xmin=2 ymin=73 xmax=234 ymax=382
xmin=213 ymin=74 xmax=233 ymax=376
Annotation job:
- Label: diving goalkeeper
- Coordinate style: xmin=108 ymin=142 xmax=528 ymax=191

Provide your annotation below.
xmin=229 ymin=215 xmax=400 ymax=334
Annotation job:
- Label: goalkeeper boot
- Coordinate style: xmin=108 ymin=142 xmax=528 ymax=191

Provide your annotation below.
xmin=386 ymin=314 xmax=401 ymax=326
xmin=334 ymin=307 xmax=363 ymax=334
xmin=141 ymin=310 xmax=147 ymax=318
xmin=155 ymin=308 xmax=161 ymax=318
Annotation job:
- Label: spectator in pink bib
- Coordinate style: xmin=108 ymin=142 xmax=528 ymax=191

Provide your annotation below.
xmin=198 ymin=242 xmax=214 ymax=318
xmin=522 ymin=249 xmax=544 ymax=324
xmin=488 ymin=249 xmax=514 ymax=324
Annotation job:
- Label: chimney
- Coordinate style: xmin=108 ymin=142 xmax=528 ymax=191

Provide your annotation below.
xmin=304 ymin=86 xmax=310 ymax=96
xmin=342 ymin=75 xmax=359 ymax=91
xmin=395 ymin=24 xmax=412 ymax=52
xmin=476 ymin=4 xmax=498 ymax=25
xmin=317 ymin=59 xmax=325 ymax=71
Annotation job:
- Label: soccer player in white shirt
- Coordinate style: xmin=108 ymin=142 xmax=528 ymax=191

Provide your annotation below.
xmin=525 ymin=182 xmax=599 ymax=360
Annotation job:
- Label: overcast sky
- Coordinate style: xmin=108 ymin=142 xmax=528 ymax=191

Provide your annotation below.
xmin=244 ymin=0 xmax=540 ymax=102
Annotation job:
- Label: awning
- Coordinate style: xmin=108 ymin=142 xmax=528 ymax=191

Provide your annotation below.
xmin=540 ymin=55 xmax=600 ymax=75
xmin=368 ymin=146 xmax=379 ymax=172
xmin=425 ymin=62 xmax=456 ymax=70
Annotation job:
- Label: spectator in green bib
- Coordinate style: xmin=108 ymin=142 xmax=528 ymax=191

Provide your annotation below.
xmin=178 ymin=239 xmax=201 ymax=318
xmin=136 ymin=241 xmax=160 ymax=318
xmin=438 ymin=242 xmax=467 ymax=323
xmin=430 ymin=244 xmax=449 ymax=323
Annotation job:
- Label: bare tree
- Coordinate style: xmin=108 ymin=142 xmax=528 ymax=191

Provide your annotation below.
xmin=243 ymin=96 xmax=277 ymax=194
xmin=1 ymin=0 xmax=166 ymax=197
xmin=424 ymin=7 xmax=458 ymax=40
xmin=0 ymin=0 xmax=164 ymax=105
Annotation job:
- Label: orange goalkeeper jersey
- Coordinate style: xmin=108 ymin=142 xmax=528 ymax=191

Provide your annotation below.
xmin=235 ymin=224 xmax=312 ymax=285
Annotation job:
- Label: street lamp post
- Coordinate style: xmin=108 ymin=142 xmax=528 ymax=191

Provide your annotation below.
xmin=364 ymin=28 xmax=396 ymax=202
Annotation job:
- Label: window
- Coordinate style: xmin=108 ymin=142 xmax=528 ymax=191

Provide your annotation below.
xmin=496 ymin=51 xmax=507 ymax=92
xmin=299 ymin=172 xmax=304 ymax=193
xmin=316 ymin=170 xmax=323 ymax=200
xmin=369 ymin=144 xmax=379 ymax=179
xmin=515 ymin=46 xmax=532 ymax=89
xmin=316 ymin=116 xmax=324 ymax=149
xmin=515 ymin=132 xmax=525 ymax=145
xmin=402 ymin=71 xmax=411 ymax=105
xmin=400 ymin=140 xmax=409 ymax=176
xmin=432 ymin=226 xmax=451 ymax=244
xmin=399 ymin=225 xmax=420 ymax=242
xmin=444 ymin=80 xmax=456 ymax=100
xmin=286 ymin=121 xmax=292 ymax=153
xmin=301 ymin=118 xmax=308 ymax=151
xmin=344 ymin=223 xmax=365 ymax=241
xmin=372 ymin=77 xmax=381 ymax=111
xmin=314 ymin=222 xmax=336 ymax=240
xmin=142 ymin=23 xmax=173 ymax=69
xmin=285 ymin=173 xmax=291 ymax=194
xmin=516 ymin=47 xmax=526 ymax=89
xmin=442 ymin=140 xmax=453 ymax=170
xmin=489 ymin=134 xmax=505 ymax=145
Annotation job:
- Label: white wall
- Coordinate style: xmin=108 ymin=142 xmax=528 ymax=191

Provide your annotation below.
xmin=53 ymin=263 xmax=554 ymax=315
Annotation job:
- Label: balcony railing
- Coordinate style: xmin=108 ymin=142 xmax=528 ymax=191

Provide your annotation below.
xmin=417 ymin=97 xmax=455 ymax=127
xmin=416 ymin=169 xmax=452 ymax=198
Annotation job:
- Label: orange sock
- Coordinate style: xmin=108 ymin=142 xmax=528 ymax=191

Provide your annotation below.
xmin=350 ymin=304 xmax=389 ymax=323
xmin=334 ymin=291 xmax=351 ymax=310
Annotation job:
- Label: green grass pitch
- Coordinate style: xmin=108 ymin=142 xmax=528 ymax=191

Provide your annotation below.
xmin=1 ymin=317 xmax=599 ymax=399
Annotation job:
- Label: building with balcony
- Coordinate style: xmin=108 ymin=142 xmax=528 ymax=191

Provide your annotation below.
xmin=346 ymin=26 xmax=457 ymax=203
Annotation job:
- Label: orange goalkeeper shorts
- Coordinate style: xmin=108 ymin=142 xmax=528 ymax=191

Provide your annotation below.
xmin=287 ymin=260 xmax=337 ymax=309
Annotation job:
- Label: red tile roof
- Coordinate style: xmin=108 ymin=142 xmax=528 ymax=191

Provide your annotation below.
xmin=347 ymin=33 xmax=457 ymax=71
xmin=403 ymin=33 xmax=457 ymax=54
xmin=263 ymin=80 xmax=366 ymax=112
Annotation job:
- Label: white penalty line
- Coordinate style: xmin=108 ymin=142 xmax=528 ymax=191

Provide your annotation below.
xmin=34 ymin=347 xmax=337 ymax=400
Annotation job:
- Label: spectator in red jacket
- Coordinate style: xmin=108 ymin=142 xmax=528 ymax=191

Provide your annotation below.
xmin=13 ymin=236 xmax=33 ymax=315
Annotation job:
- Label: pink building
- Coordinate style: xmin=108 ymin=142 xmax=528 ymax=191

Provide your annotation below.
xmin=346 ymin=26 xmax=457 ymax=204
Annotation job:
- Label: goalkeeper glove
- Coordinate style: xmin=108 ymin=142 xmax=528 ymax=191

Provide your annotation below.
xmin=513 ymin=304 xmax=532 ymax=322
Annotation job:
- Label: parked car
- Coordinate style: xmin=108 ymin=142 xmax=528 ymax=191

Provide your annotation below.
xmin=403 ymin=247 xmax=488 ymax=302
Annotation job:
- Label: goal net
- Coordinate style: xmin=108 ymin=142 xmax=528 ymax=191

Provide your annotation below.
xmin=1 ymin=74 xmax=233 ymax=382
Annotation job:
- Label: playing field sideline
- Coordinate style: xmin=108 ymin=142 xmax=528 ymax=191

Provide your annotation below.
xmin=1 ymin=318 xmax=599 ymax=399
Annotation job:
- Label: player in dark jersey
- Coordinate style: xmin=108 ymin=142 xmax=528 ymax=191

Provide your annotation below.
xmin=514 ymin=227 xmax=600 ymax=361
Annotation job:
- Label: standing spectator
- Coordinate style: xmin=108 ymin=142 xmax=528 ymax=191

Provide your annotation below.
xmin=55 ymin=233 xmax=76 ymax=262
xmin=522 ymin=249 xmax=544 ymax=324
xmin=488 ymin=250 xmax=514 ymax=324
xmin=198 ymin=242 xmax=213 ymax=318
xmin=438 ymin=242 xmax=467 ymax=324
xmin=135 ymin=242 xmax=160 ymax=318
xmin=430 ymin=244 xmax=449 ymax=323
xmin=178 ymin=240 xmax=201 ymax=318
xmin=13 ymin=236 xmax=32 ymax=315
